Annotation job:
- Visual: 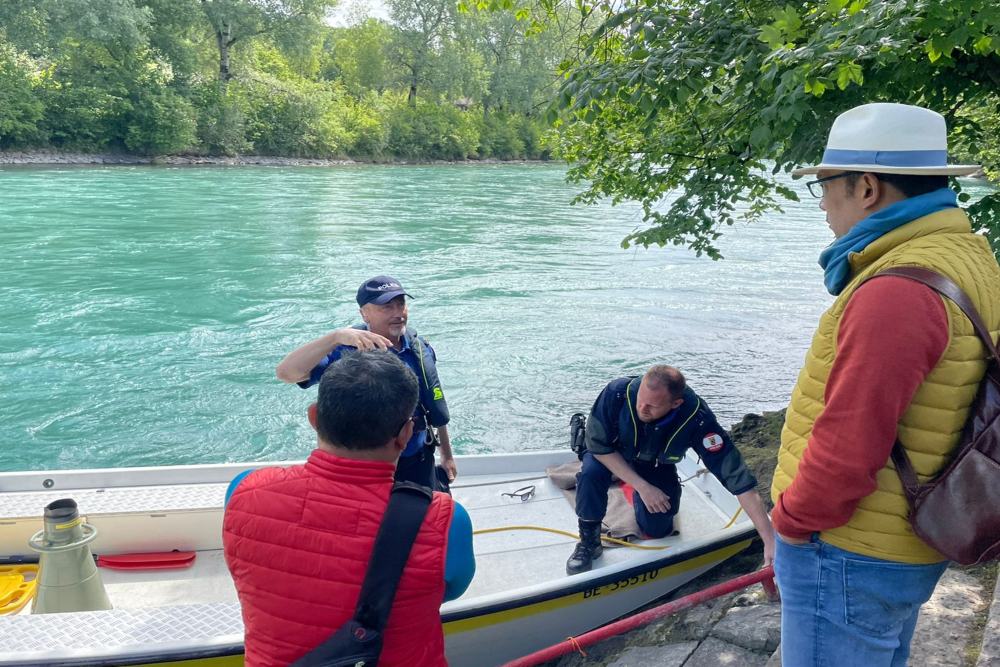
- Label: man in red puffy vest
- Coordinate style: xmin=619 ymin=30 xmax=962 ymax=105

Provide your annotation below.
xmin=224 ymin=351 xmax=475 ymax=666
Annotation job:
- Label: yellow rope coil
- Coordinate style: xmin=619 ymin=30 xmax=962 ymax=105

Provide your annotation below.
xmin=471 ymin=506 xmax=744 ymax=551
xmin=472 ymin=525 xmax=669 ymax=550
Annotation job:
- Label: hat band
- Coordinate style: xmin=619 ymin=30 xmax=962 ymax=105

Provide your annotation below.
xmin=820 ymin=148 xmax=948 ymax=168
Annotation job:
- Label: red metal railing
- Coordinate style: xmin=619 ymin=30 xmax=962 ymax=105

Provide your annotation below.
xmin=501 ymin=565 xmax=777 ymax=667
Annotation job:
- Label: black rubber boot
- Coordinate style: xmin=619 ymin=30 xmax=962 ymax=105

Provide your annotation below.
xmin=566 ymin=520 xmax=604 ymax=575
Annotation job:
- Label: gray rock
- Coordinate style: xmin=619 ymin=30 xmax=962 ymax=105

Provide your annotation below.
xmin=711 ymin=603 xmax=782 ymax=653
xmin=673 ymin=593 xmax=737 ymax=640
xmin=765 ymin=645 xmax=781 ymax=667
xmin=606 ymin=642 xmax=699 ymax=667
xmin=684 ymin=637 xmax=770 ymax=667
xmin=976 ymin=570 xmax=1000 ymax=667
xmin=909 ymin=568 xmax=986 ymax=667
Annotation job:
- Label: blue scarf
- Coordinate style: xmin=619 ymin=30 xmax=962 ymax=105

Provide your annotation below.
xmin=818 ymin=187 xmax=957 ymax=295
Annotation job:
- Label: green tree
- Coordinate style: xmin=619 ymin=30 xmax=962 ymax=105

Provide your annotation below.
xmin=325 ymin=19 xmax=394 ymax=95
xmin=387 ymin=0 xmax=452 ymax=105
xmin=197 ymin=0 xmax=336 ymax=83
xmin=552 ymin=0 xmax=1000 ymax=258
xmin=0 ymin=44 xmax=45 ymax=147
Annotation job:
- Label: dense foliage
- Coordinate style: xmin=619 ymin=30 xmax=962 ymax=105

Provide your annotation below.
xmin=548 ymin=0 xmax=1000 ymax=257
xmin=0 ymin=0 xmax=581 ymax=159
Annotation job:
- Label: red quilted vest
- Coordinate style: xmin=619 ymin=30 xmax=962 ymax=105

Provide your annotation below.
xmin=223 ymin=449 xmax=454 ymax=667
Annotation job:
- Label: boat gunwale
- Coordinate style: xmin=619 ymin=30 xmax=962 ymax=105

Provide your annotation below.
xmin=0 ymin=450 xmax=577 ymax=493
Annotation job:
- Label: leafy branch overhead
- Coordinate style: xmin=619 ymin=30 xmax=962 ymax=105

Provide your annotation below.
xmin=549 ymin=0 xmax=1000 ymax=258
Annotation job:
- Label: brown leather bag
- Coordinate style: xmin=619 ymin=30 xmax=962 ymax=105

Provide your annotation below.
xmin=869 ymin=266 xmax=1000 ymax=565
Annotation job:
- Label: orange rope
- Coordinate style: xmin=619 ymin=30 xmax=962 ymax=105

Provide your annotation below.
xmin=566 ymin=635 xmax=588 ymax=657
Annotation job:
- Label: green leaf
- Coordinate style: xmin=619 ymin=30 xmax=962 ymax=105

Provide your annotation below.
xmin=750 ymin=124 xmax=770 ymax=148
xmin=973 ymin=36 xmax=993 ymax=55
xmin=758 ymin=25 xmax=783 ymax=48
xmin=825 ymin=0 xmax=849 ymax=14
xmin=847 ymin=0 xmax=868 ymax=15
xmin=835 ymin=62 xmax=863 ymax=89
xmin=804 ymin=78 xmax=827 ymax=96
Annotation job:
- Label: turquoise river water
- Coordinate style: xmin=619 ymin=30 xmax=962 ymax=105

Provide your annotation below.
xmin=1 ymin=164 xmax=994 ymax=472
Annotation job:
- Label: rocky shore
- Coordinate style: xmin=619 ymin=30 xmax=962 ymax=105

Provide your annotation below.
xmin=0 ymin=150 xmax=551 ymax=167
xmin=546 ymin=409 xmax=1000 ymax=667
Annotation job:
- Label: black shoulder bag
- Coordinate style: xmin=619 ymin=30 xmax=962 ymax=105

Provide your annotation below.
xmin=291 ymin=481 xmax=433 ymax=667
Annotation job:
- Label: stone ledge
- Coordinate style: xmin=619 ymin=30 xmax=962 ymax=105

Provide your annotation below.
xmin=977 ymin=569 xmax=1000 ymax=667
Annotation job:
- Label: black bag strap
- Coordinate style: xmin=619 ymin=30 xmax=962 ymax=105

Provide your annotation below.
xmin=862 ymin=266 xmax=1000 ymax=500
xmin=353 ymin=481 xmax=433 ymax=631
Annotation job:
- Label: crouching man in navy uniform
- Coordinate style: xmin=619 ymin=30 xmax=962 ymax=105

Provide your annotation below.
xmin=567 ymin=365 xmax=775 ymax=574
xmin=277 ymin=275 xmax=456 ymax=489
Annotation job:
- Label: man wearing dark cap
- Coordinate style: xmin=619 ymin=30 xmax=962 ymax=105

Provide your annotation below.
xmin=277 ymin=275 xmax=456 ymax=487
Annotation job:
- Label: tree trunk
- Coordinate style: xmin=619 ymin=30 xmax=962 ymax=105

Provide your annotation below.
xmin=408 ymin=81 xmax=417 ymax=107
xmin=215 ymin=24 xmax=233 ymax=84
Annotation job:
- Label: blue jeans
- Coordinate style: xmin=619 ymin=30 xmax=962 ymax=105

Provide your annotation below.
xmin=575 ymin=452 xmax=680 ymax=538
xmin=774 ymin=533 xmax=948 ymax=667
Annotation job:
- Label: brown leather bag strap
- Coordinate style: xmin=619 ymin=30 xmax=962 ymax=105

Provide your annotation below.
xmin=864 ymin=266 xmax=1000 ymax=502
xmin=868 ymin=266 xmax=1000 ymax=366
xmin=890 ymin=440 xmax=922 ymax=503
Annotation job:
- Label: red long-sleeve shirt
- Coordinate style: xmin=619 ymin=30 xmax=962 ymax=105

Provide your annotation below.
xmin=772 ymin=276 xmax=949 ymax=539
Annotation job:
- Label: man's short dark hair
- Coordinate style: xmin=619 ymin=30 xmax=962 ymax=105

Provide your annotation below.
xmin=844 ymin=172 xmax=949 ymax=198
xmin=644 ymin=365 xmax=686 ymax=398
xmin=316 ymin=351 xmax=419 ymax=450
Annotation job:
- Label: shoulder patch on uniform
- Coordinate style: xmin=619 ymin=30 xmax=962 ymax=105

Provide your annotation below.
xmin=702 ymin=433 xmax=724 ymax=453
xmin=433 ymin=387 xmax=444 ymax=400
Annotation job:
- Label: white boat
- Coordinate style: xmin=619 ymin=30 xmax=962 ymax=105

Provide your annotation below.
xmin=0 ymin=449 xmax=758 ymax=666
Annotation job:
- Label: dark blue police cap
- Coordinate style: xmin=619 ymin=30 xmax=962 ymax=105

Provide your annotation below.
xmin=356 ymin=275 xmax=412 ymax=307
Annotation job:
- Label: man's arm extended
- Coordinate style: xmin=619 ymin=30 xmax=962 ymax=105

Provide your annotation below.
xmin=437 ymin=425 xmax=457 ymax=481
xmin=275 ymin=328 xmax=393 ymax=384
xmin=736 ymin=490 xmax=775 ymax=566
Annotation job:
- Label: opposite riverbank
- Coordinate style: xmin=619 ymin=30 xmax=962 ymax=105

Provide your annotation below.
xmin=545 ymin=410 xmax=999 ymax=667
xmin=0 ymin=150 xmax=555 ymax=167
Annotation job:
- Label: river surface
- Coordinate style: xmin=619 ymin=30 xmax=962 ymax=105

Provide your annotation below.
xmin=1 ymin=164 xmax=994 ymax=471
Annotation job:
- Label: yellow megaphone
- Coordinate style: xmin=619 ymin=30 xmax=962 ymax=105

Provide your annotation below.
xmin=28 ymin=498 xmax=112 ymax=614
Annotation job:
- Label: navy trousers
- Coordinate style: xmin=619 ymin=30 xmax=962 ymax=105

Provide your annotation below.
xmin=575 ymin=452 xmax=681 ymax=538
xmin=394 ymin=444 xmax=435 ymax=489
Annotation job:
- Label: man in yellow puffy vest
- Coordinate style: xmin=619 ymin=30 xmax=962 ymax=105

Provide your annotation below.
xmin=770 ymin=103 xmax=1000 ymax=667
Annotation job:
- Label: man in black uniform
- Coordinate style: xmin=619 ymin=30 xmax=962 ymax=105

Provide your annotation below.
xmin=567 ymin=365 xmax=775 ymax=574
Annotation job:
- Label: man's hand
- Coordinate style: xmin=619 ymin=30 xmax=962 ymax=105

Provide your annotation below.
xmin=762 ymin=532 xmax=776 ymax=566
xmin=636 ymin=483 xmax=671 ymax=514
xmin=440 ymin=455 xmax=458 ymax=482
xmin=333 ymin=328 xmax=392 ymax=351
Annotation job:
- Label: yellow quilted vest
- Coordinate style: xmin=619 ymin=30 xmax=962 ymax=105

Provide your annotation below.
xmin=772 ymin=208 xmax=1000 ymax=563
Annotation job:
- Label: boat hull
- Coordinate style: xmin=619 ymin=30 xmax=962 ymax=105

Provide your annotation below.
xmin=0 ymin=450 xmax=759 ymax=666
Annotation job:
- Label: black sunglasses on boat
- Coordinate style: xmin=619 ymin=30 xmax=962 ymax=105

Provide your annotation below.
xmin=501 ymin=485 xmax=536 ymax=502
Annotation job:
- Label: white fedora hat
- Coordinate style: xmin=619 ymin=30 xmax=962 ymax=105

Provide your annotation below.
xmin=791 ymin=103 xmax=980 ymax=178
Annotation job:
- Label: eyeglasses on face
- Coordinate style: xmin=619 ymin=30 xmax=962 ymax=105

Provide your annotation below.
xmin=805 ymin=171 xmax=857 ymax=198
